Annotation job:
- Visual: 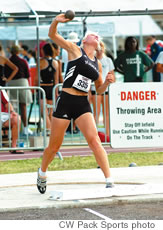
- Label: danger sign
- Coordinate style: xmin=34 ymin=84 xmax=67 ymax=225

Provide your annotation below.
xmin=109 ymin=83 xmax=163 ymax=148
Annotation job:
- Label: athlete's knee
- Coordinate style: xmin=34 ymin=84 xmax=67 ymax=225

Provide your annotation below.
xmin=46 ymin=144 xmax=60 ymax=156
xmin=87 ymin=134 xmax=101 ymax=149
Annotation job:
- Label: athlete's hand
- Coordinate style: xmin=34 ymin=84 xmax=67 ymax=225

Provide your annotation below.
xmin=105 ymin=72 xmax=115 ymax=84
xmin=55 ymin=14 xmax=71 ymax=23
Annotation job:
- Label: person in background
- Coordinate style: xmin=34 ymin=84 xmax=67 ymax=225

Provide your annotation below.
xmin=5 ymin=47 xmax=11 ymax=58
xmin=95 ymin=41 xmax=115 ymax=138
xmin=20 ymin=45 xmax=29 ymax=62
xmin=36 ymin=13 xmax=114 ymax=194
xmin=52 ymin=42 xmax=63 ymax=85
xmin=0 ymin=45 xmax=18 ymax=86
xmin=5 ymin=45 xmax=33 ymax=136
xmin=117 ymin=45 xmax=123 ymax=56
xmin=156 ymin=51 xmax=163 ymax=81
xmin=35 ymin=43 xmax=59 ymax=135
xmin=1 ymin=89 xmax=23 ymax=154
xmin=114 ymin=36 xmax=154 ymax=82
xmin=0 ymin=44 xmax=5 ymax=57
xmin=35 ymin=40 xmax=47 ymax=58
xmin=28 ymin=49 xmax=36 ymax=67
xmin=146 ymin=36 xmax=163 ymax=82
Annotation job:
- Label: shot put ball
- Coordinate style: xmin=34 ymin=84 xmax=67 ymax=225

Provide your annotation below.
xmin=65 ymin=10 xmax=75 ymax=20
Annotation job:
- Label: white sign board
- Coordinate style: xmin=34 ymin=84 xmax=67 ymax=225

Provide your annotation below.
xmin=109 ymin=83 xmax=163 ymax=148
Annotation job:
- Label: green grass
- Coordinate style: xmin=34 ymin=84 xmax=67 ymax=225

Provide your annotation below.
xmin=0 ymin=152 xmax=163 ymax=174
xmin=108 ymin=152 xmax=163 ymax=167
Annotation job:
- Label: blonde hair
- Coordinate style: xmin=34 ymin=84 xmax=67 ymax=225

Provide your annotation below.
xmin=99 ymin=41 xmax=108 ymax=55
xmin=83 ymin=31 xmax=101 ymax=41
xmin=100 ymin=41 xmax=105 ymax=51
xmin=81 ymin=31 xmax=101 ymax=50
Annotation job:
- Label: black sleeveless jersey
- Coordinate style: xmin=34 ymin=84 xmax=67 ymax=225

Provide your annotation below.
xmin=62 ymin=48 xmax=99 ymax=92
xmin=40 ymin=58 xmax=56 ymax=84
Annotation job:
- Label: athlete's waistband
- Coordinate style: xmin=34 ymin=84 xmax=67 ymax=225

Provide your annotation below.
xmin=60 ymin=91 xmax=88 ymax=102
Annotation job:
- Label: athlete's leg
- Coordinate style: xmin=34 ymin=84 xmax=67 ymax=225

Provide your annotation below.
xmin=75 ymin=112 xmax=111 ymax=178
xmin=37 ymin=117 xmax=70 ymax=194
xmin=92 ymin=94 xmax=101 ymax=124
xmin=41 ymin=117 xmax=70 ymax=172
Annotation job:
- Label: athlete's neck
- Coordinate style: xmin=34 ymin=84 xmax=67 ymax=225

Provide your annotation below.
xmin=83 ymin=46 xmax=96 ymax=60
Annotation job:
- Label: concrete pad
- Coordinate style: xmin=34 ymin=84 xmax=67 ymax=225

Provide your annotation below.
xmin=0 ymin=166 xmax=163 ymax=211
xmin=49 ymin=183 xmax=163 ymax=201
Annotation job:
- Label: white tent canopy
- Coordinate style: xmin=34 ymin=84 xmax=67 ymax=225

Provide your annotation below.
xmin=0 ymin=15 xmax=162 ymax=41
xmin=26 ymin=0 xmax=163 ymax=13
xmin=0 ymin=0 xmax=163 ymax=41
xmin=86 ymin=15 xmax=163 ymax=37
xmin=1 ymin=0 xmax=163 ymax=14
xmin=0 ymin=0 xmax=163 ymax=40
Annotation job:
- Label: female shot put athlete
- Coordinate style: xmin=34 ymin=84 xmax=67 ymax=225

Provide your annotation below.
xmin=37 ymin=13 xmax=115 ymax=194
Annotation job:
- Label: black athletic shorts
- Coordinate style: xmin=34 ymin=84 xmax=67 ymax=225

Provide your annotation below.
xmin=41 ymin=85 xmax=54 ymax=100
xmin=53 ymin=91 xmax=92 ymax=120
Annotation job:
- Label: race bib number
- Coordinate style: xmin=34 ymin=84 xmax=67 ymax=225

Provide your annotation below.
xmin=73 ymin=74 xmax=92 ymax=92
